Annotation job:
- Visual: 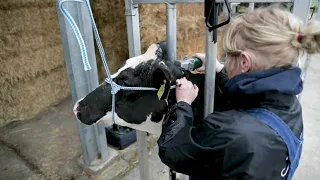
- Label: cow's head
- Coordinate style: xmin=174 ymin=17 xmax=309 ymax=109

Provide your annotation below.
xmin=73 ymin=42 xmax=190 ymax=135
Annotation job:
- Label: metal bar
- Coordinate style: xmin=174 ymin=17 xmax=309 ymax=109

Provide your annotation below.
xmin=292 ymin=0 xmax=312 ymax=101
xmin=132 ymin=0 xmax=292 ymax=4
xmin=316 ymin=6 xmax=320 ymax=21
xmin=166 ymin=3 xmax=177 ymax=62
xmin=248 ymin=3 xmax=255 ymax=11
xmin=136 ymin=131 xmax=150 ymax=180
xmin=292 ymin=0 xmax=312 ymax=24
xmin=204 ymin=3 xmax=219 ymax=117
xmin=56 ymin=0 xmax=109 ymax=166
xmin=126 ymin=0 xmax=142 ymax=58
xmin=222 ymin=3 xmax=229 ymax=18
xmin=125 ymin=0 xmax=150 ymax=180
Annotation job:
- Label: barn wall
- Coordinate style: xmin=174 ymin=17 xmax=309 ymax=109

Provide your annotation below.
xmin=0 ymin=0 xmax=224 ymax=125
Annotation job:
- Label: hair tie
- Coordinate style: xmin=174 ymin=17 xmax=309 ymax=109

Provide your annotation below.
xmin=297 ymin=32 xmax=303 ymax=43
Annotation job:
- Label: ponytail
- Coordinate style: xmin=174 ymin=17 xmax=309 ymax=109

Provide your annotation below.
xmin=299 ymin=20 xmax=320 ymax=54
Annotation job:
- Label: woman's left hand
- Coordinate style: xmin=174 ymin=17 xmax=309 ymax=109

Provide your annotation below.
xmin=176 ymin=77 xmax=199 ymax=105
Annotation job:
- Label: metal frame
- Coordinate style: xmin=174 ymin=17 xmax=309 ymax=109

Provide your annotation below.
xmin=56 ymin=0 xmax=312 ymax=178
xmin=125 ymin=0 xmax=150 ymax=179
xmin=124 ymin=0 xmax=312 ymax=180
xmin=291 ymin=0 xmax=312 ymax=100
xmin=204 ymin=3 xmax=219 ymax=116
xmin=292 ymin=0 xmax=313 ymax=24
xmin=166 ymin=3 xmax=177 ymax=62
xmin=132 ymin=0 xmax=292 ymax=4
xmin=56 ymin=0 xmax=109 ymax=169
xmin=248 ymin=3 xmax=255 ymax=11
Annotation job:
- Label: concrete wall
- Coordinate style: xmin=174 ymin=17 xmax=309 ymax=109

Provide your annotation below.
xmin=0 ymin=0 xmax=224 ymax=126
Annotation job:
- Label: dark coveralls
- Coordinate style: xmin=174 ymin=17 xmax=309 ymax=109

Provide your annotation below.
xmin=157 ymin=67 xmax=304 ymax=180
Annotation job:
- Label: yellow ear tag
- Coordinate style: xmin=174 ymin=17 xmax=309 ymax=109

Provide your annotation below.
xmin=157 ymin=80 xmax=166 ymax=100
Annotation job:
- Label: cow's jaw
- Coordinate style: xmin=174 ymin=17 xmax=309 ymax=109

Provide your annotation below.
xmin=100 ymin=111 xmax=165 ymax=136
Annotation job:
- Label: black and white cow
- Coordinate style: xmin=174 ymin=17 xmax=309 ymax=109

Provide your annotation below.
xmin=73 ymin=41 xmax=208 ymax=136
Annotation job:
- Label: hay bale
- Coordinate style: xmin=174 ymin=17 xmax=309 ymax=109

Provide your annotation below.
xmin=140 ymin=3 xmax=225 ymax=61
xmin=0 ymin=0 xmax=54 ymax=10
xmin=90 ymin=0 xmax=129 ymax=82
xmin=0 ymin=0 xmax=226 ymax=125
xmin=0 ymin=7 xmax=59 ymax=34
xmin=92 ymin=2 xmax=225 ymax=81
xmin=0 ymin=45 xmax=65 ymax=94
xmin=0 ymin=1 xmax=69 ymax=125
xmin=0 ymin=66 xmax=70 ymax=125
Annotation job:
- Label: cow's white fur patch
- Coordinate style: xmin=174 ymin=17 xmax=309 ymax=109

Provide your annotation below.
xmin=111 ymin=44 xmax=159 ymax=78
xmin=101 ymin=111 xmax=164 ymax=137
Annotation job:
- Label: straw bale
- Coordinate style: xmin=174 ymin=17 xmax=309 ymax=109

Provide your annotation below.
xmin=91 ymin=1 xmax=224 ymax=81
xmin=0 ymin=29 xmax=61 ymax=57
xmin=90 ymin=0 xmax=129 ymax=81
xmin=0 ymin=45 xmax=65 ymax=94
xmin=0 ymin=1 xmax=68 ymax=125
xmin=0 ymin=0 xmax=54 ymax=10
xmin=139 ymin=3 xmax=225 ymax=61
xmin=0 ymin=7 xmax=59 ymax=34
xmin=0 ymin=66 xmax=70 ymax=125
xmin=0 ymin=0 xmax=226 ymax=125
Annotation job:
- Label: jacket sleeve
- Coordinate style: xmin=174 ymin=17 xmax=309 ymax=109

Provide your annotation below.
xmin=157 ymin=68 xmax=238 ymax=177
xmin=214 ymin=67 xmax=231 ymax=112
xmin=157 ymin=102 xmax=226 ymax=177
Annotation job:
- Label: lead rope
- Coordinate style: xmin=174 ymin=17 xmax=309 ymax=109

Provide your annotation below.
xmin=58 ymin=0 xmax=175 ymax=124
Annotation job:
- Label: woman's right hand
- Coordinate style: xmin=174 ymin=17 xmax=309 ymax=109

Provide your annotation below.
xmin=194 ymin=53 xmax=224 ymax=73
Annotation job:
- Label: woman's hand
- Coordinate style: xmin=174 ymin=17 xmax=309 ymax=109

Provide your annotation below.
xmin=175 ymin=77 xmax=199 ymax=105
xmin=194 ymin=53 xmax=224 ymax=73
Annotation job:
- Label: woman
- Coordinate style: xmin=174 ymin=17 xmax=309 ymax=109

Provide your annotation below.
xmin=157 ymin=6 xmax=320 ymax=180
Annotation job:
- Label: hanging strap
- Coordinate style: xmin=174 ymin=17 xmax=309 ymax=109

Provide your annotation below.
xmin=245 ymin=108 xmax=303 ymax=180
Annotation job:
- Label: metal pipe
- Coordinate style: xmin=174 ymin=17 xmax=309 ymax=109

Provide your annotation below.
xmin=223 ymin=3 xmax=229 ymax=17
xmin=292 ymin=0 xmax=312 ymax=101
xmin=56 ymin=0 xmax=109 ymax=167
xmin=292 ymin=0 xmax=312 ymax=24
xmin=125 ymin=0 xmax=150 ymax=180
xmin=166 ymin=3 xmax=177 ymax=62
xmin=248 ymin=3 xmax=255 ymax=11
xmin=132 ymin=0 xmax=293 ymax=4
xmin=316 ymin=3 xmax=320 ymax=21
xmin=204 ymin=3 xmax=219 ymax=117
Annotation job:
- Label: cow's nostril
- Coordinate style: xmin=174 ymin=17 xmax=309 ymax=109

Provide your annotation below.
xmin=76 ymin=112 xmax=81 ymax=120
xmin=73 ymin=100 xmax=81 ymax=116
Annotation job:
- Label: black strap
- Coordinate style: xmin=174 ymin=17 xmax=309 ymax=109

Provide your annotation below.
xmin=205 ymin=0 xmax=231 ymax=41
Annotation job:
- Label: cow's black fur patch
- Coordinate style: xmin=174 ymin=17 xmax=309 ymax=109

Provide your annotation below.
xmin=76 ymin=42 xmax=205 ymax=127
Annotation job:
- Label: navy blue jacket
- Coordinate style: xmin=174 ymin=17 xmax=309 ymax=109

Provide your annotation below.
xmin=157 ymin=67 xmax=303 ymax=179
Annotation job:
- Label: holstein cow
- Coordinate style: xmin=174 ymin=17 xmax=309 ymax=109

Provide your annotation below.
xmin=72 ymin=42 xmax=212 ymax=134
xmin=73 ymin=41 xmax=226 ymax=178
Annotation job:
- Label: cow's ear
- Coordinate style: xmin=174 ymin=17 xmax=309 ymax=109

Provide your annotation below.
xmin=152 ymin=62 xmax=173 ymax=100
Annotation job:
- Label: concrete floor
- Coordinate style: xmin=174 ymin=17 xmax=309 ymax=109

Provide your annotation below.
xmin=0 ymin=54 xmax=319 ymax=180
xmin=293 ymin=54 xmax=320 ymax=180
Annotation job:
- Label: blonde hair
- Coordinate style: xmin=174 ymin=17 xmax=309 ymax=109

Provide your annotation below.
xmin=223 ymin=6 xmax=320 ymax=72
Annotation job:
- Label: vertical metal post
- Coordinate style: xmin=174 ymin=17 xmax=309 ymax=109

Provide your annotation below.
xmin=316 ymin=6 xmax=320 ymax=21
xmin=248 ymin=3 xmax=255 ymax=11
xmin=125 ymin=1 xmax=150 ymax=180
xmin=223 ymin=3 xmax=229 ymax=17
xmin=204 ymin=3 xmax=219 ymax=117
xmin=292 ymin=0 xmax=312 ymax=24
xmin=231 ymin=3 xmax=238 ymax=15
xmin=166 ymin=3 xmax=178 ymax=179
xmin=56 ymin=0 xmax=109 ymax=167
xmin=166 ymin=3 xmax=177 ymax=62
xmin=292 ymin=0 xmax=312 ymax=100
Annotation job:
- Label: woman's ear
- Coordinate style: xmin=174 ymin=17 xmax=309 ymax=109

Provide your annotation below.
xmin=240 ymin=52 xmax=252 ymax=73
